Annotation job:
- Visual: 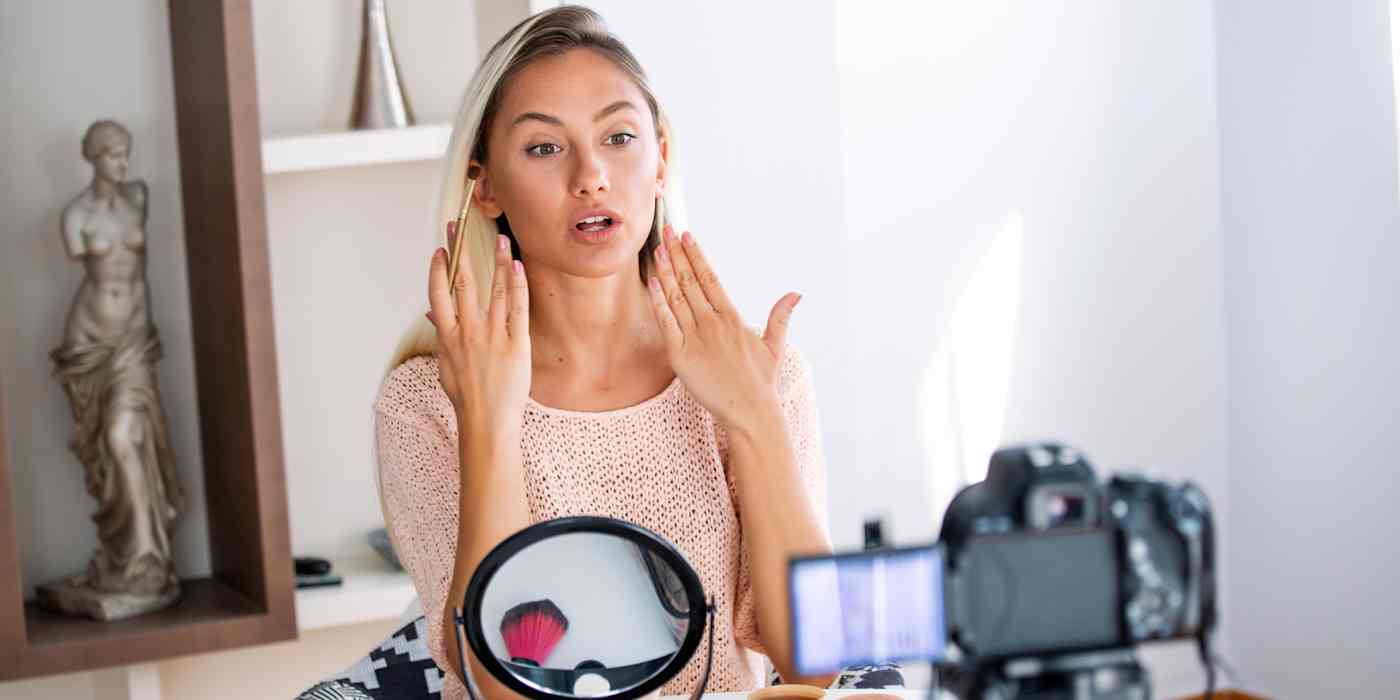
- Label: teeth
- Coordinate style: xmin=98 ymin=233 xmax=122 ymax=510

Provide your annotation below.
xmin=579 ymin=215 xmax=609 ymax=225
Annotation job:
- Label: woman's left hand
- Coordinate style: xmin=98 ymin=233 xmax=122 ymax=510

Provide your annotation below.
xmin=647 ymin=224 xmax=801 ymax=432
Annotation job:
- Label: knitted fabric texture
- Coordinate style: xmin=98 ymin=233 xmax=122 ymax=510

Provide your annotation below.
xmin=373 ymin=343 xmax=830 ymax=699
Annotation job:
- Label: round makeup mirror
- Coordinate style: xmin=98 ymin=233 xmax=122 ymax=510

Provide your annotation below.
xmin=454 ymin=516 xmax=715 ymax=700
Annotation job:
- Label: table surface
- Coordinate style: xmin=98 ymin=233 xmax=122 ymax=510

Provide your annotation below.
xmin=662 ymin=690 xmax=950 ymax=700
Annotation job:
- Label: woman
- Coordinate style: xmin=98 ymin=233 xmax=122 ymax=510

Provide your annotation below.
xmin=374 ymin=7 xmax=833 ymax=697
xmin=49 ymin=120 xmax=184 ymax=606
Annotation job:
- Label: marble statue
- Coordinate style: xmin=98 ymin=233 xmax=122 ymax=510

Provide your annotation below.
xmin=37 ymin=119 xmax=188 ymax=621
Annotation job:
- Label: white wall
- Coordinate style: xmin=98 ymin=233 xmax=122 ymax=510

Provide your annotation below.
xmin=828 ymin=2 xmax=1230 ymax=693
xmin=1216 ymin=0 xmax=1400 ymax=696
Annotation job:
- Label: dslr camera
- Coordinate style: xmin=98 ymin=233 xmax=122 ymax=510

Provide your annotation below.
xmin=788 ymin=443 xmax=1217 ymax=700
xmin=938 ymin=443 xmax=1217 ymax=698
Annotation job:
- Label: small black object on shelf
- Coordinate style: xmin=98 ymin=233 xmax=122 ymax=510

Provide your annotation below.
xmin=294 ymin=556 xmax=332 ymax=576
xmin=295 ymin=572 xmax=344 ymax=590
xmin=863 ymin=517 xmax=886 ymax=550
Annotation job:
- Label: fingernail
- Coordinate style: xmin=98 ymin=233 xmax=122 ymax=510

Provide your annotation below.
xmin=657 ymin=244 xmax=669 ymax=261
xmin=649 ymin=276 xmax=660 ymax=290
xmin=794 ymin=293 xmax=803 ymax=306
xmin=513 ymin=260 xmax=523 ymax=274
xmin=682 ymin=231 xmax=694 ymax=245
xmin=497 ymin=235 xmax=508 ymax=251
xmin=424 ymin=312 xmax=432 ymax=322
xmin=436 ymin=248 xmax=445 ymax=259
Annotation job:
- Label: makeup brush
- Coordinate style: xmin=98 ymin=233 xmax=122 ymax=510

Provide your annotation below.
xmin=446 ymin=164 xmax=482 ymax=291
xmin=500 ymin=599 xmax=569 ymax=667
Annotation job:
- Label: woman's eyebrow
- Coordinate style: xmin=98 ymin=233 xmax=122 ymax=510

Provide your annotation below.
xmin=510 ymin=100 xmax=639 ymax=129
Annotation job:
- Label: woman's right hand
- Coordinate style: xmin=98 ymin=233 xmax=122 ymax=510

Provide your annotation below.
xmin=426 ymin=224 xmax=532 ymax=439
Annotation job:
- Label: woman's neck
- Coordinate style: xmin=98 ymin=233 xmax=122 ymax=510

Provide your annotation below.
xmin=526 ymin=264 xmax=663 ymax=377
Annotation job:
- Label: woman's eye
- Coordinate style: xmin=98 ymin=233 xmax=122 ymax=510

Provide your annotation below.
xmin=526 ymin=143 xmax=561 ymax=157
xmin=607 ymin=132 xmax=636 ymax=146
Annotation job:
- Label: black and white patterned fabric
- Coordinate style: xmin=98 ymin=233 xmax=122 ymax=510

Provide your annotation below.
xmin=831 ymin=663 xmax=908 ymax=689
xmin=296 ymin=617 xmax=445 ymax=700
xmin=296 ymin=616 xmax=905 ymax=699
xmin=769 ymin=661 xmax=907 ymax=690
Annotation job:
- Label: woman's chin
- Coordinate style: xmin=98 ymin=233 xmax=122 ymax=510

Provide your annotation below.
xmin=553 ymin=247 xmax=646 ymax=280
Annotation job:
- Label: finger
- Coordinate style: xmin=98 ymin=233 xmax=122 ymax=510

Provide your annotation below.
xmin=653 ymin=230 xmax=696 ymax=331
xmin=647 ymin=276 xmax=685 ymax=351
xmin=679 ymin=229 xmax=739 ymax=318
xmin=762 ymin=292 xmax=802 ymax=355
xmin=450 ymin=240 xmax=481 ymax=327
xmin=507 ymin=259 xmax=529 ymax=342
xmin=486 ymin=234 xmax=512 ymax=333
xmin=663 ymin=226 xmax=714 ymax=318
xmin=428 ymin=248 xmax=460 ymax=334
xmin=447 ymin=221 xmax=457 ymax=251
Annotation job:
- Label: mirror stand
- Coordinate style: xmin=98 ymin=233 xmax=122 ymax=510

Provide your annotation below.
xmin=686 ymin=597 xmax=714 ymax=700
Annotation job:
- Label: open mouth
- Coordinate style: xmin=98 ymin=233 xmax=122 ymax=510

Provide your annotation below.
xmin=576 ymin=215 xmax=615 ymax=232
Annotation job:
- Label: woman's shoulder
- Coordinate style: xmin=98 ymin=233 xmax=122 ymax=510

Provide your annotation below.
xmin=374 ymin=355 xmax=453 ymax=430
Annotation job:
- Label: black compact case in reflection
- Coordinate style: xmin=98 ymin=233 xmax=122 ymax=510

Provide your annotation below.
xmin=787 ymin=544 xmax=948 ymax=677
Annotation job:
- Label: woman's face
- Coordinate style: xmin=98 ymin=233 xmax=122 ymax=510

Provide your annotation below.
xmin=94 ymin=143 xmax=130 ymax=183
xmin=474 ymin=48 xmax=667 ymax=279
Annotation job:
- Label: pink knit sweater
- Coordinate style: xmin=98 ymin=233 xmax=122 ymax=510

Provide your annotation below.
xmin=372 ymin=343 xmax=830 ymax=698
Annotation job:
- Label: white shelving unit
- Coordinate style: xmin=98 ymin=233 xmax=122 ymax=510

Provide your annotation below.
xmin=294 ymin=558 xmax=418 ymax=632
xmin=262 ymin=123 xmax=453 ymax=174
xmin=262 ymin=122 xmax=444 ymax=633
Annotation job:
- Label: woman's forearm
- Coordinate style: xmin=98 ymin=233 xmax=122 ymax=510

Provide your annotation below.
xmin=725 ymin=407 xmax=836 ymax=688
xmin=442 ymin=424 xmax=532 ymax=700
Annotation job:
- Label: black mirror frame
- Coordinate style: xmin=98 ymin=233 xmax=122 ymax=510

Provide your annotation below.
xmin=455 ymin=516 xmax=711 ymax=700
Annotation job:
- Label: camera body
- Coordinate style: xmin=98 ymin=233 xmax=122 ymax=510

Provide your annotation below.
xmin=786 ymin=442 xmax=1218 ymax=698
xmin=939 ymin=443 xmax=1217 ymax=662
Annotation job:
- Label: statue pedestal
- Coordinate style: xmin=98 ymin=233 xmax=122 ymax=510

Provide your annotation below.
xmin=36 ymin=577 xmax=180 ymax=622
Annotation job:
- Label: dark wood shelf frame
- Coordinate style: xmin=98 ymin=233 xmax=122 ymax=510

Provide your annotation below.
xmin=0 ymin=0 xmax=296 ymax=680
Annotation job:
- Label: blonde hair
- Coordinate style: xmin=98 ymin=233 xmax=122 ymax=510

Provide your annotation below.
xmin=384 ymin=5 xmax=686 ymax=375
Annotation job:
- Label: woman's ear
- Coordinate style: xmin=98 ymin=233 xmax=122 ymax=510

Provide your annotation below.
xmin=655 ymin=136 xmax=669 ymax=197
xmin=468 ymin=159 xmax=504 ymax=218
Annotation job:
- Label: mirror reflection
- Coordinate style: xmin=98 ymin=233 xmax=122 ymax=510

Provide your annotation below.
xmin=478 ymin=531 xmax=690 ymax=695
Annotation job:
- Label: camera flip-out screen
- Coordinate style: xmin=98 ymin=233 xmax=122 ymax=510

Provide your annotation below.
xmin=789 ymin=545 xmax=947 ymax=676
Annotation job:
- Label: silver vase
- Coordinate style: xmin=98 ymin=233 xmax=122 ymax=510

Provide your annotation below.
xmin=350 ymin=0 xmax=415 ymax=129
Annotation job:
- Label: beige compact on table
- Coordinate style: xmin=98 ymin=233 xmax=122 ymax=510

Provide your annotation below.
xmin=747 ymin=685 xmax=828 ymax=700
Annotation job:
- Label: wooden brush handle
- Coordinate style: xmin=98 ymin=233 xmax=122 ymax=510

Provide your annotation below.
xmin=446 ymin=165 xmax=482 ymax=295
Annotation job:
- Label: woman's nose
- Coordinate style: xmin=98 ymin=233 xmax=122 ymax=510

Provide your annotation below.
xmin=571 ymin=148 xmax=609 ymax=196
